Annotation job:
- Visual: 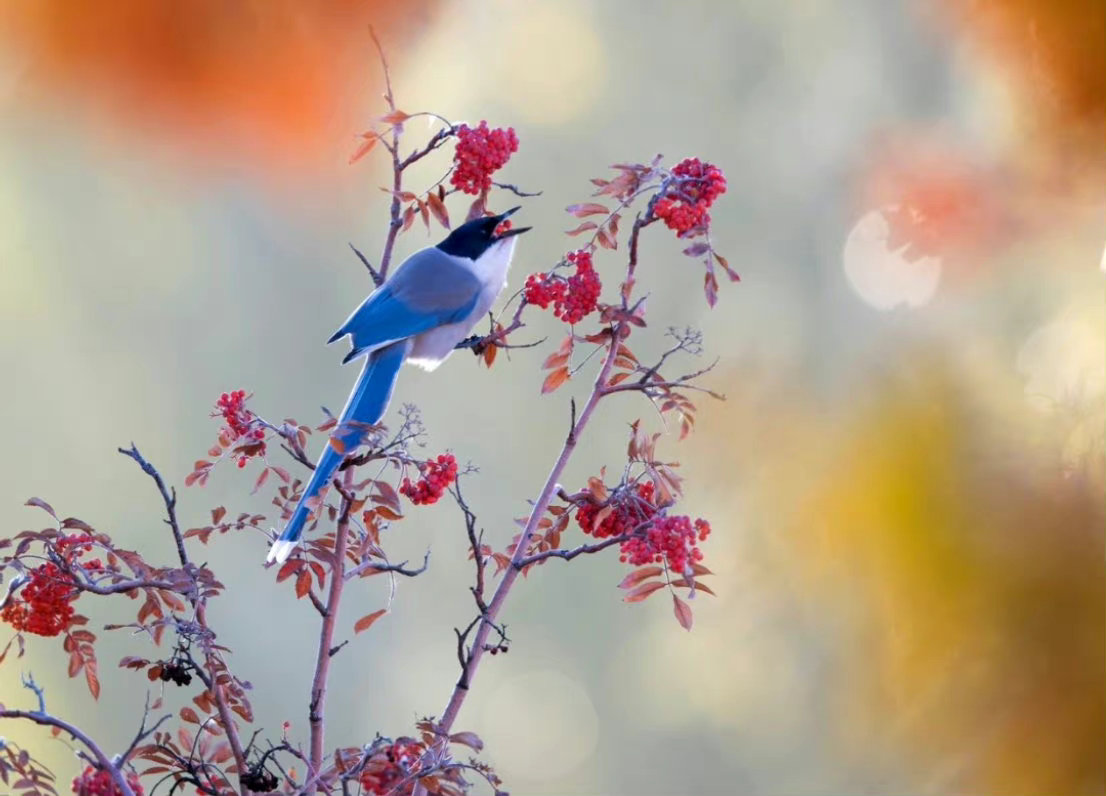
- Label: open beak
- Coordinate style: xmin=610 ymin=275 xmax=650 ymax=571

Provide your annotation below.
xmin=493 ymin=206 xmax=531 ymax=240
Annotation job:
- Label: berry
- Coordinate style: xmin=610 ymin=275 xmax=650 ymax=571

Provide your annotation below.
xmin=399 ymin=454 xmax=458 ymax=505
xmin=2 ymin=562 xmax=78 ymax=637
xmin=619 ymin=514 xmax=712 ymax=576
xmin=359 ymin=739 xmax=425 ymax=795
xmin=494 ymin=219 xmax=513 ymax=237
xmin=523 ymin=272 xmax=566 ymax=309
xmin=71 ymin=766 xmax=143 ymax=796
xmin=654 ymin=157 xmax=727 ymax=237
xmin=554 ymin=250 xmax=601 ymax=324
xmin=524 ymin=250 xmax=601 ymax=324
xmin=214 ymin=389 xmax=266 ymax=467
xmin=450 ymin=121 xmax=519 ymax=195
xmin=576 ymin=482 xmax=657 ymax=540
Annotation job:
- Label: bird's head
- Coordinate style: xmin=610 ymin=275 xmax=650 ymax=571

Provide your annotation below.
xmin=436 ymin=206 xmax=531 ymax=261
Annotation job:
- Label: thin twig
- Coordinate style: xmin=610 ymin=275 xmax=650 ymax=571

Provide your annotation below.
xmin=118 ymin=445 xmax=189 ymax=568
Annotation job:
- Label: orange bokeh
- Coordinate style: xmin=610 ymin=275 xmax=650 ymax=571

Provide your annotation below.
xmin=1 ymin=0 xmax=440 ymax=173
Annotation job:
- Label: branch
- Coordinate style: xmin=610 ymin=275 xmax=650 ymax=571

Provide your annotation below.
xmin=1 ymin=676 xmax=135 ymax=796
xmin=515 ymin=533 xmax=630 ymax=567
xmin=369 ymin=26 xmax=403 ymax=283
xmin=308 ymin=469 xmax=354 ymax=774
xmin=118 ymin=444 xmax=188 ymax=567
xmin=343 ymin=550 xmax=430 ymax=581
xmin=348 ymin=243 xmax=383 ymax=288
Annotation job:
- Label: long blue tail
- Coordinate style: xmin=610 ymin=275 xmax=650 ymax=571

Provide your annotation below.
xmin=267 ymin=339 xmax=409 ymax=563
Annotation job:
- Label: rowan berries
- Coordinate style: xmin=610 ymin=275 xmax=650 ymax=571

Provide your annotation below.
xmin=619 ymin=514 xmax=711 ymax=575
xmin=451 ymin=122 xmax=518 ymax=195
xmin=399 ymin=454 xmax=458 ymax=505
xmin=576 ymin=482 xmax=657 ymax=539
xmin=215 ymin=389 xmax=266 ymax=467
xmin=71 ymin=766 xmax=143 ymax=796
xmin=655 ymin=157 xmax=727 ymax=236
xmin=1 ymin=562 xmax=77 ymax=637
xmin=524 ymin=250 xmax=601 ymax=324
xmin=359 ymin=739 xmax=425 ymax=795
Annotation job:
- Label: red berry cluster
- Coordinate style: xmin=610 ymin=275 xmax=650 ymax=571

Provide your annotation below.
xmin=523 ymin=250 xmax=602 ymax=324
xmin=71 ymin=766 xmax=144 ymax=796
xmin=576 ymin=482 xmax=658 ymax=539
xmin=620 ymin=515 xmax=711 ymax=574
xmin=2 ymin=534 xmax=103 ymax=637
xmin=358 ymin=739 xmax=425 ymax=796
xmin=216 ymin=389 xmax=266 ymax=468
xmin=1 ymin=563 xmax=77 ymax=636
xmin=450 ymin=121 xmax=518 ymax=195
xmin=654 ymin=157 xmax=727 ymax=236
xmin=399 ymin=453 xmax=458 ymax=505
xmin=494 ymin=219 xmax=513 ymax=237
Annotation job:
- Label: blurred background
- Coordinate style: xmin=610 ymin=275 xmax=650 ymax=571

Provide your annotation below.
xmin=1 ymin=1 xmax=1103 ymax=794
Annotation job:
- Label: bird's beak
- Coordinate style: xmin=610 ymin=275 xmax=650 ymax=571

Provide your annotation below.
xmin=493 ymin=206 xmax=531 ymax=240
xmin=495 ymin=225 xmax=532 ymax=241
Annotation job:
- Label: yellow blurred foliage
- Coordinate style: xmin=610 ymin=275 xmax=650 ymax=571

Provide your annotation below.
xmin=791 ymin=366 xmax=1104 ymax=794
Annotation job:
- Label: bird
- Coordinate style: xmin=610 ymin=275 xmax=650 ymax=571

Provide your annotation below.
xmin=266 ymin=206 xmax=530 ymax=564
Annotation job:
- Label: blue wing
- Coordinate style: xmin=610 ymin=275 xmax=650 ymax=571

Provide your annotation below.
xmin=328 ymin=248 xmax=482 ymax=364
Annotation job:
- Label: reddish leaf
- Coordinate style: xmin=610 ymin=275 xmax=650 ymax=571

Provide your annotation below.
xmin=402 ymin=204 xmax=417 ymax=232
xmin=682 ymin=242 xmax=710 ymax=257
xmin=349 ymin=132 xmax=379 ymax=164
xmin=715 ymin=251 xmax=741 ymax=282
xmin=618 ymin=566 xmax=663 ymax=589
xmin=483 ymin=342 xmax=498 ymax=367
xmin=379 ymin=110 xmax=410 ymax=125
xmin=448 ymin=731 xmax=484 ymax=751
xmin=353 ymin=608 xmax=387 ymax=634
xmin=427 ymin=192 xmax=451 ymax=229
xmin=85 ymin=665 xmax=101 ymax=699
xmin=565 ymin=221 xmax=598 ymax=236
xmin=703 ymin=271 xmax=719 ymax=308
xmin=180 ymin=707 xmax=200 ymax=724
xmin=211 ymin=506 xmax=227 ymax=525
xmin=566 ymin=202 xmax=608 ymax=217
xmin=276 ymin=559 xmax=301 ymax=583
xmin=294 ymin=570 xmax=311 ymax=599
xmin=541 ymin=367 xmax=570 ymax=394
xmin=25 ymin=498 xmax=56 ymax=519
xmin=623 ymin=581 xmax=665 ymax=603
xmin=673 ymin=594 xmax=694 ymax=630
xmin=597 ymin=227 xmax=616 ymax=250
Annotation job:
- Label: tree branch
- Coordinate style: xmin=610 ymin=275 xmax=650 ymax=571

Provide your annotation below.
xmin=118 ymin=444 xmax=189 ymax=567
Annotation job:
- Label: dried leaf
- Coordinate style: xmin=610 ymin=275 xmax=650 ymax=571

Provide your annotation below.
xmin=448 ymin=731 xmax=484 ymax=751
xmin=565 ymin=221 xmax=598 ymax=236
xmin=85 ymin=665 xmax=101 ymax=699
xmin=483 ymin=342 xmax=498 ymax=367
xmin=294 ymin=570 xmax=311 ymax=599
xmin=566 ymin=202 xmax=609 ymax=217
xmin=618 ymin=566 xmax=663 ymax=589
xmin=401 ymin=204 xmax=417 ymax=232
xmin=427 ymin=192 xmax=451 ymax=228
xmin=180 ymin=707 xmax=200 ymax=724
xmin=682 ymin=242 xmax=710 ymax=257
xmin=276 ymin=559 xmax=300 ymax=583
xmin=541 ymin=367 xmax=570 ymax=394
xmin=379 ymin=109 xmax=410 ymax=125
xmin=349 ymin=133 xmax=378 ymax=164
xmin=353 ymin=608 xmax=387 ymax=634
xmin=715 ymin=251 xmax=741 ymax=282
xmin=672 ymin=594 xmax=694 ymax=630
xmin=25 ymin=498 xmax=56 ymax=519
xmin=211 ymin=506 xmax=227 ymax=525
xmin=623 ymin=581 xmax=665 ymax=603
xmin=597 ymin=227 xmax=616 ymax=250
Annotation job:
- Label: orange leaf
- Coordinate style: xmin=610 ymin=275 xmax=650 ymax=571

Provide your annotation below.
xmin=353 ymin=608 xmax=387 ymax=634
xmin=294 ymin=570 xmax=311 ymax=599
xmin=673 ymin=594 xmax=694 ymax=630
xmin=349 ymin=133 xmax=378 ymax=164
xmin=617 ymin=566 xmax=663 ymax=589
xmin=427 ymin=192 xmax=451 ymax=229
xmin=541 ymin=367 xmax=570 ymax=394
xmin=566 ymin=202 xmax=608 ymax=217
xmin=483 ymin=343 xmax=498 ymax=367
xmin=379 ymin=110 xmax=410 ymax=125
xmin=623 ymin=581 xmax=665 ymax=603
xmin=211 ymin=506 xmax=227 ymax=525
xmin=85 ymin=665 xmax=101 ymax=699
xmin=180 ymin=707 xmax=200 ymax=724
xmin=276 ymin=559 xmax=301 ymax=583
xmin=565 ymin=221 xmax=598 ymax=236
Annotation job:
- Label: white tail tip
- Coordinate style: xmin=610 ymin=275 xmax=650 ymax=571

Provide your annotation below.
xmin=266 ymin=539 xmax=298 ymax=565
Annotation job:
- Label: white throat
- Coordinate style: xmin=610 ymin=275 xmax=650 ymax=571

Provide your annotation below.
xmin=469 ymin=236 xmax=518 ymax=289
